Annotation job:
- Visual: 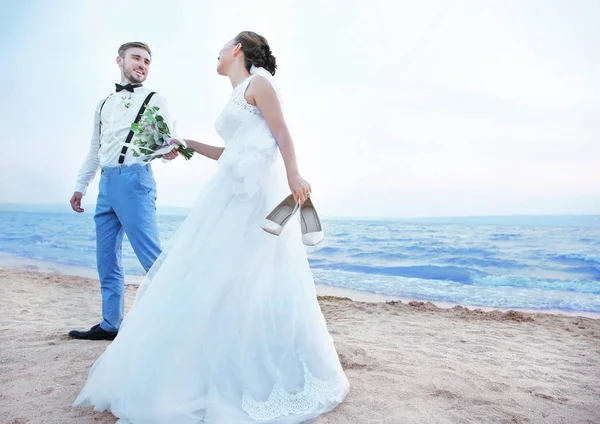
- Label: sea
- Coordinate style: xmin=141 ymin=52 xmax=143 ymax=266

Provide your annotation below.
xmin=1 ymin=204 xmax=599 ymax=314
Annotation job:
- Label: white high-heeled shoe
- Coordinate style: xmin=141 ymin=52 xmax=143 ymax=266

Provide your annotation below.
xmin=299 ymin=197 xmax=324 ymax=246
xmin=260 ymin=195 xmax=301 ymax=236
xmin=261 ymin=195 xmax=325 ymax=246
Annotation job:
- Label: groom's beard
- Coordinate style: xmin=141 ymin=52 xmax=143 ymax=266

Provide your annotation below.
xmin=121 ymin=64 xmax=146 ymax=84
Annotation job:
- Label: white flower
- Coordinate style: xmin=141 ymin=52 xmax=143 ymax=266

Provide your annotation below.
xmin=121 ymin=95 xmax=132 ymax=108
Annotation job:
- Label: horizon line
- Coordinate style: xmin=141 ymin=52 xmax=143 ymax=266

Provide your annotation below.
xmin=0 ymin=202 xmax=598 ymax=221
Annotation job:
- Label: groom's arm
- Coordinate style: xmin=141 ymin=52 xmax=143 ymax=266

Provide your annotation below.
xmin=71 ymin=100 xmax=103 ymax=212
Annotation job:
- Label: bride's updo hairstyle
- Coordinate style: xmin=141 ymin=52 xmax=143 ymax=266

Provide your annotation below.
xmin=235 ymin=31 xmax=277 ymax=76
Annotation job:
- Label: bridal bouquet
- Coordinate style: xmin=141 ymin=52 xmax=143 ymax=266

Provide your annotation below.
xmin=130 ymin=105 xmax=194 ymax=161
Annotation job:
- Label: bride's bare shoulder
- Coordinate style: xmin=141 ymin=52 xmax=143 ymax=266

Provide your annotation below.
xmin=246 ymin=76 xmax=276 ymax=105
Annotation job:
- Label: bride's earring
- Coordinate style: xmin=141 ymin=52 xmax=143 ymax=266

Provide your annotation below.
xmin=261 ymin=195 xmax=301 ymax=236
xmin=300 ymin=197 xmax=324 ymax=246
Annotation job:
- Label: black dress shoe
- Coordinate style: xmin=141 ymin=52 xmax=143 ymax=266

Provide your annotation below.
xmin=69 ymin=324 xmax=118 ymax=341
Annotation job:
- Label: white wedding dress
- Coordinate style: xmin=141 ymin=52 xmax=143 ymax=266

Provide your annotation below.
xmin=74 ymin=68 xmax=349 ymax=423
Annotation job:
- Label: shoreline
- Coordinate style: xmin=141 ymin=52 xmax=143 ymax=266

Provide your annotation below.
xmin=1 ymin=252 xmax=598 ymax=320
xmin=316 ymin=284 xmax=600 ymax=319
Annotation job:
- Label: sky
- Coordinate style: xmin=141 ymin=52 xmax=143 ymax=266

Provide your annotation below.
xmin=0 ymin=0 xmax=599 ymax=218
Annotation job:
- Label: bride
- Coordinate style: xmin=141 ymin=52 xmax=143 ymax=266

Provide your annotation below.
xmin=74 ymin=31 xmax=349 ymax=423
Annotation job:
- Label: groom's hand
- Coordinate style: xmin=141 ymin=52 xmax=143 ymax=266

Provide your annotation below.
xmin=163 ymin=139 xmax=181 ymax=161
xmin=163 ymin=149 xmax=179 ymax=161
xmin=70 ymin=192 xmax=84 ymax=213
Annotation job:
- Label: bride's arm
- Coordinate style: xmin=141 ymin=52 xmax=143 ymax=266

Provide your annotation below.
xmin=178 ymin=139 xmax=224 ymax=161
xmin=246 ymin=76 xmax=311 ymax=204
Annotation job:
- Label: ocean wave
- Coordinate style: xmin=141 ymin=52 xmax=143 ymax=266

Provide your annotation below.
xmin=360 ymin=236 xmax=390 ymax=243
xmin=489 ymin=233 xmax=523 ymax=241
xmin=384 ymin=235 xmax=416 ymax=242
xmin=0 ymin=234 xmax=51 ymax=245
xmin=313 ymin=246 xmax=362 ymax=256
xmin=490 ymin=233 xmax=522 ymax=238
xmin=313 ymin=246 xmax=344 ymax=255
xmin=579 ymin=238 xmax=600 ymax=245
xmin=312 ymin=263 xmax=600 ymax=294
xmin=314 ymin=270 xmax=600 ymax=312
xmin=1 ymin=234 xmax=97 ymax=253
xmin=39 ymin=241 xmax=95 ymax=252
xmin=3 ymin=251 xmax=145 ymax=276
xmin=564 ymin=266 xmax=600 ymax=281
xmin=0 ymin=234 xmax=42 ymax=243
xmin=349 ymin=251 xmax=408 ymax=261
xmin=472 ymin=274 xmax=600 ymax=294
xmin=547 ymin=253 xmax=600 ymax=267
xmin=442 ymin=256 xmax=527 ymax=269
xmin=330 ymin=232 xmax=350 ymax=237
xmin=310 ymin=263 xmax=483 ymax=283
xmin=402 ymin=245 xmax=493 ymax=257
xmin=401 ymin=245 xmax=430 ymax=253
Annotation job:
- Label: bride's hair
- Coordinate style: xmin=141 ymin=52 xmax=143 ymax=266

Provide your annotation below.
xmin=235 ymin=31 xmax=277 ymax=76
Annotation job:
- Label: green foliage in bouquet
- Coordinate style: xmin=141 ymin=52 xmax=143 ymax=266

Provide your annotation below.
xmin=131 ymin=105 xmax=194 ymax=161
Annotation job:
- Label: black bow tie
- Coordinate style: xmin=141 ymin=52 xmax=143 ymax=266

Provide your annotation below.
xmin=115 ymin=83 xmax=142 ymax=93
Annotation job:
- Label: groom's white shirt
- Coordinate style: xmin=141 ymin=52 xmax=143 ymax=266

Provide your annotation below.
xmin=74 ymin=86 xmax=174 ymax=194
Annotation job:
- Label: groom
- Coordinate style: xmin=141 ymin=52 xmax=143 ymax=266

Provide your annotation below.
xmin=69 ymin=42 xmax=178 ymax=341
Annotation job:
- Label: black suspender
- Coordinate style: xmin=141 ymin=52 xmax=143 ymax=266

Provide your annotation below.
xmin=96 ymin=91 xmax=157 ymax=165
xmin=97 ymin=94 xmax=114 ymax=148
xmin=118 ymin=92 xmax=156 ymax=165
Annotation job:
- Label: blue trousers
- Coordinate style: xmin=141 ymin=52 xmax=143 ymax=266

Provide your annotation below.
xmin=94 ymin=163 xmax=161 ymax=332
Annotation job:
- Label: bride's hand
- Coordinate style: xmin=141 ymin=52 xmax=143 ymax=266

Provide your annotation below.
xmin=288 ymin=173 xmax=312 ymax=205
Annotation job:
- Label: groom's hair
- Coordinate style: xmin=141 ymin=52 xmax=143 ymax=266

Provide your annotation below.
xmin=118 ymin=42 xmax=152 ymax=58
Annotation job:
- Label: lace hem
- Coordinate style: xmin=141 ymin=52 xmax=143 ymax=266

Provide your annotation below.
xmin=241 ymin=363 xmax=348 ymax=422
